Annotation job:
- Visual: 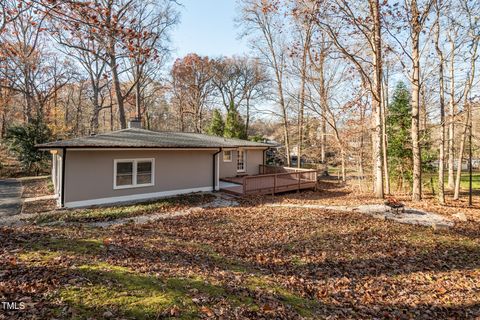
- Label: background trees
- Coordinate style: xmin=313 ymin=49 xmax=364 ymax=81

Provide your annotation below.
xmin=387 ymin=82 xmax=412 ymax=191
xmin=171 ymin=53 xmax=215 ymax=132
xmin=5 ymin=118 xmax=51 ymax=174
xmin=0 ymin=0 xmax=478 ymax=204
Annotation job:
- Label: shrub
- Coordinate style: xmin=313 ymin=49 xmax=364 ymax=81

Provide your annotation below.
xmin=5 ymin=118 xmax=52 ymax=174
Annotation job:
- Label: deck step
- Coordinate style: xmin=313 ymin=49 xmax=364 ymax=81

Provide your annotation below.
xmin=219 ymin=188 xmax=243 ymax=196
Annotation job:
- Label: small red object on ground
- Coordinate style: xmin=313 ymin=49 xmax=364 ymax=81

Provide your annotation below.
xmin=384 ymin=196 xmax=405 ymax=214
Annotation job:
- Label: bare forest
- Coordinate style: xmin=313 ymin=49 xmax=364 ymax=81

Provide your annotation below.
xmin=1 ymin=0 xmax=479 ymax=203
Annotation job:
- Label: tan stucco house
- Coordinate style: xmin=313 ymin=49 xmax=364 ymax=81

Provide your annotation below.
xmin=37 ymin=127 xmax=270 ymax=208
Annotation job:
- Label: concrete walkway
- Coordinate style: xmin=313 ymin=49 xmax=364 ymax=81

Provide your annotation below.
xmin=0 ymin=179 xmax=23 ymax=218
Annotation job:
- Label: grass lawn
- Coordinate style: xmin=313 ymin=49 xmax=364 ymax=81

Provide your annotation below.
xmin=424 ymin=172 xmax=480 ymax=190
xmin=31 ymin=193 xmax=215 ymax=224
xmin=1 ymin=188 xmax=480 ymax=319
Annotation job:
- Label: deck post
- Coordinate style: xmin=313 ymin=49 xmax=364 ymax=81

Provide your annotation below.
xmin=297 ymin=172 xmax=301 ymax=192
xmin=243 ymin=177 xmax=247 ymax=195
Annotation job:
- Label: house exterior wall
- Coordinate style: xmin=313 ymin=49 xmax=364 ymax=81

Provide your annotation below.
xmin=219 ymin=148 xmax=265 ymax=178
xmin=64 ymin=149 xmax=216 ymax=207
xmin=219 ymin=150 xmax=238 ymax=178
xmin=246 ymin=149 xmax=264 ymax=176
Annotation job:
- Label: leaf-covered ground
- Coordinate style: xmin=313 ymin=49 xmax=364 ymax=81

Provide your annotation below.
xmin=29 ymin=193 xmax=215 ymax=224
xmin=275 ymin=178 xmax=480 ymax=222
xmin=1 ymin=192 xmax=479 ymax=319
xmin=20 ymin=177 xmax=53 ymax=199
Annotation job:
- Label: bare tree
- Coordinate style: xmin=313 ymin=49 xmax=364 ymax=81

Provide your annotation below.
xmin=409 ymin=0 xmax=435 ymax=201
xmin=387 ymin=0 xmax=435 ymax=201
xmin=239 ymin=0 xmax=292 ymax=166
xmin=290 ymin=0 xmax=318 ymax=168
xmin=453 ymin=1 xmax=479 ymax=200
xmin=315 ymin=0 xmax=385 ymax=198
xmin=126 ymin=0 xmax=178 ymax=122
xmin=0 ymin=6 xmax=72 ymax=123
xmin=307 ymin=33 xmax=333 ymax=170
xmin=170 ymin=54 xmax=216 ymax=132
xmin=0 ymin=0 xmax=28 ymax=34
xmin=39 ymin=0 xmax=178 ymax=129
xmin=53 ymin=26 xmax=111 ymax=133
xmin=212 ymin=57 xmax=247 ymax=111
xmin=434 ymin=0 xmax=447 ymax=204
xmin=237 ymin=57 xmax=270 ymax=136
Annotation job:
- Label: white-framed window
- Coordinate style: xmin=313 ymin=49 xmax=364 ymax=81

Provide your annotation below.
xmin=237 ymin=150 xmax=246 ymax=172
xmin=223 ymin=150 xmax=232 ymax=162
xmin=114 ymin=158 xmax=154 ymax=189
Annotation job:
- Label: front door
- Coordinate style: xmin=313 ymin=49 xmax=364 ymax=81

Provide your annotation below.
xmin=237 ymin=150 xmax=246 ymax=173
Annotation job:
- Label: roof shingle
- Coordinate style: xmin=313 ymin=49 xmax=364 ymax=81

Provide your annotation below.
xmin=36 ymin=128 xmax=271 ymax=149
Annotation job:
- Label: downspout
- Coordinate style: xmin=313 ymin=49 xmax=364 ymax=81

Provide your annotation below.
xmin=212 ymin=148 xmax=222 ymax=191
xmin=61 ymin=147 xmax=66 ymax=207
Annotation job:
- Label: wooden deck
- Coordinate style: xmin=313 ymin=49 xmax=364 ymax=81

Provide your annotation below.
xmin=220 ymin=165 xmax=317 ymax=196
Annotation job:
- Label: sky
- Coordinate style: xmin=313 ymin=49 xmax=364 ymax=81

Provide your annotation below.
xmin=171 ymin=0 xmax=249 ymax=60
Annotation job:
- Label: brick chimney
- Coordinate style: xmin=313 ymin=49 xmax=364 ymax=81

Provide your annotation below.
xmin=128 ymin=118 xmax=142 ymax=129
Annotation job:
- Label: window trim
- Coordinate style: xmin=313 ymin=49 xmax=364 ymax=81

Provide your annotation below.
xmin=223 ymin=150 xmax=232 ymax=162
xmin=113 ymin=158 xmax=155 ymax=190
xmin=237 ymin=149 xmax=247 ymax=173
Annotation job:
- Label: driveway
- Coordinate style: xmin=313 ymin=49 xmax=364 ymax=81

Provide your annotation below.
xmin=0 ymin=179 xmax=23 ymax=218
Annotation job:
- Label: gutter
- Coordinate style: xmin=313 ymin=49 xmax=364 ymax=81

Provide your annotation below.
xmin=212 ymin=148 xmax=222 ymax=191
xmin=61 ymin=147 xmax=66 ymax=208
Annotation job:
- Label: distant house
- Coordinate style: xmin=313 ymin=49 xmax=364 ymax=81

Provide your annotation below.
xmin=37 ymin=121 xmax=270 ymax=208
xmin=431 ymin=159 xmax=480 ymax=171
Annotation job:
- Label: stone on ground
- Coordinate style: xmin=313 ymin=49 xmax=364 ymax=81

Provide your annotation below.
xmin=452 ymin=212 xmax=468 ymax=222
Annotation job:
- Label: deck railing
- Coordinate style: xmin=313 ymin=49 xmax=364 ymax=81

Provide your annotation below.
xmin=259 ymin=164 xmax=315 ymax=174
xmin=243 ymin=165 xmax=317 ymax=195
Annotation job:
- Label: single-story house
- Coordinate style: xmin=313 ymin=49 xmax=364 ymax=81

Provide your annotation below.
xmin=37 ymin=123 xmax=270 ymax=208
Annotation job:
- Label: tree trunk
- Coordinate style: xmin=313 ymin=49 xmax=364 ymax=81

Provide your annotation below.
xmin=1 ymin=104 xmax=6 ymax=138
xmin=318 ymin=52 xmax=328 ymax=166
xmin=453 ymin=107 xmax=470 ymax=200
xmin=297 ymin=32 xmax=310 ymax=169
xmin=381 ymin=77 xmax=390 ymax=195
xmin=447 ymin=40 xmax=456 ymax=189
xmin=90 ymin=85 xmax=101 ymax=134
xmin=146 ymin=111 xmax=151 ymax=130
xmin=371 ymin=0 xmax=384 ymax=198
xmin=245 ymin=97 xmax=250 ymax=137
xmin=297 ymin=54 xmax=307 ymax=168
xmin=135 ymin=71 xmax=141 ymax=121
xmin=24 ymin=70 xmax=33 ymax=123
xmin=110 ymin=104 xmax=114 ymax=131
xmin=453 ymin=39 xmax=478 ymax=200
xmin=447 ymin=99 xmax=455 ymax=189
xmin=359 ymin=131 xmax=365 ymax=179
xmin=435 ymin=9 xmax=446 ymax=204
xmin=262 ymin=21 xmax=291 ymax=166
xmin=410 ymin=0 xmax=422 ymax=201
xmin=275 ymin=75 xmax=290 ymax=166
xmin=109 ymin=54 xmax=127 ymax=129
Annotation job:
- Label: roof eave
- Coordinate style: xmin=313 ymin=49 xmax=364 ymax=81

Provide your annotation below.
xmin=36 ymin=145 xmax=270 ymax=150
